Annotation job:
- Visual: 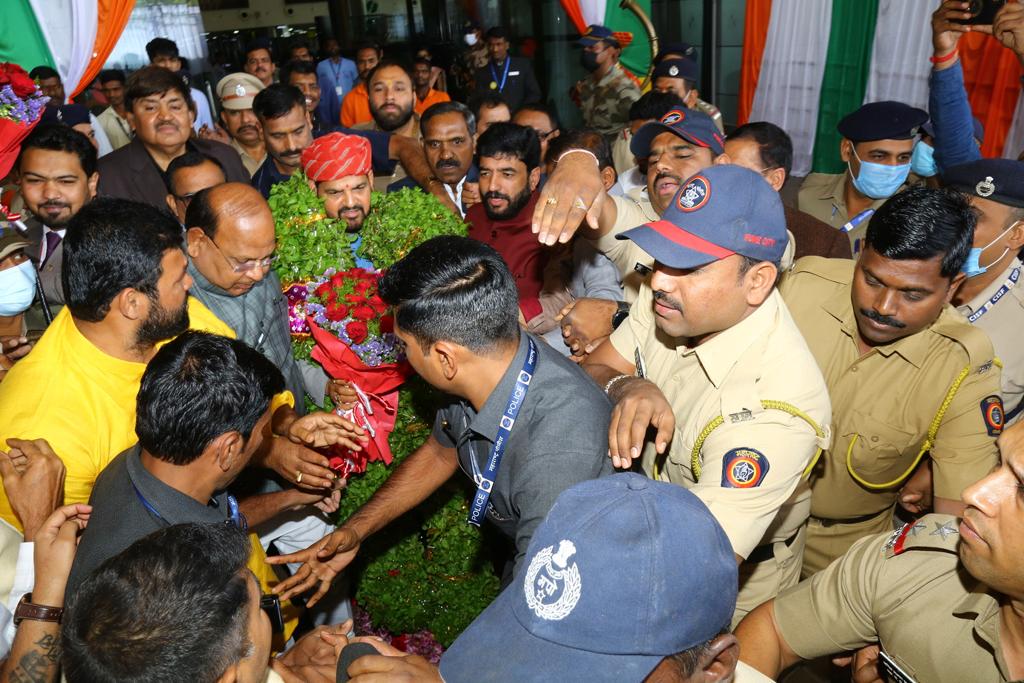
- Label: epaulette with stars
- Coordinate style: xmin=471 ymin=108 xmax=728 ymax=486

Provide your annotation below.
xmin=883 ymin=513 xmax=961 ymax=558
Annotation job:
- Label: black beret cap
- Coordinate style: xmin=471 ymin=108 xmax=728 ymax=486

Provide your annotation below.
xmin=653 ymin=58 xmax=699 ymax=83
xmin=943 ymin=159 xmax=1024 ymax=208
xmin=837 ymin=101 xmax=929 ymax=142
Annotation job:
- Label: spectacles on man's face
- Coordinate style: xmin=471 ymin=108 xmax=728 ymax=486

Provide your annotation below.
xmin=207 ymin=235 xmax=277 ymax=274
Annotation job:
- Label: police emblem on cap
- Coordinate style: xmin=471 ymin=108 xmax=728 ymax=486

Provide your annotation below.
xmin=669 ymin=65 xmax=679 ymax=76
xmin=976 ymin=175 xmax=996 ymax=198
xmin=676 ymin=175 xmax=711 ymax=212
xmin=661 ymin=109 xmax=685 ymax=125
xmin=523 ymin=540 xmax=581 ymax=621
xmin=234 ymin=83 xmax=246 ymax=97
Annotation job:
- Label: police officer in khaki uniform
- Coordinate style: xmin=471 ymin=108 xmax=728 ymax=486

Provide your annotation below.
xmin=945 ymin=159 xmax=1024 ymax=425
xmin=797 ymin=101 xmax=927 ymax=254
xmin=583 ymin=165 xmax=832 ymax=623
xmin=651 ymin=59 xmax=727 ymax=136
xmin=574 ymin=25 xmax=642 ymax=142
xmin=780 ymin=186 xmax=1002 ymax=576
xmin=736 ymin=420 xmax=1024 ymax=683
xmin=652 ymin=42 xmax=724 ymax=135
xmin=214 ymin=73 xmax=267 ymax=177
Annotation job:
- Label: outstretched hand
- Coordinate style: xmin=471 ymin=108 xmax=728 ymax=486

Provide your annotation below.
xmin=267 ymin=527 xmax=361 ymax=607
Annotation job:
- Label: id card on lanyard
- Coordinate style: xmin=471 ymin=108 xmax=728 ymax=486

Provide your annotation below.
xmin=467 ymin=338 xmax=538 ymax=526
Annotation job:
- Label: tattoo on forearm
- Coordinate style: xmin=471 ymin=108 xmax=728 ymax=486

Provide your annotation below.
xmin=8 ymin=633 xmax=61 ymax=683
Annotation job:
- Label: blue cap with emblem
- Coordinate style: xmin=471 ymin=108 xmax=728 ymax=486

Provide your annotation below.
xmin=578 ymin=24 xmax=620 ymax=48
xmin=653 ymin=58 xmax=699 ymax=84
xmin=942 ymin=159 xmax=1024 ymax=209
xmin=837 ymin=100 xmax=929 ymax=142
xmin=439 ymin=473 xmax=737 ymax=682
xmin=654 ymin=41 xmax=698 ymax=64
xmin=630 ymin=108 xmax=725 ymax=158
xmin=617 ymin=164 xmax=788 ymax=270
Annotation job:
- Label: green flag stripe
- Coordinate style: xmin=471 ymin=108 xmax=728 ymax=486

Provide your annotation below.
xmin=605 ymin=1 xmax=653 ymax=81
xmin=0 ymin=0 xmax=56 ymax=73
xmin=810 ymin=0 xmax=879 ymax=174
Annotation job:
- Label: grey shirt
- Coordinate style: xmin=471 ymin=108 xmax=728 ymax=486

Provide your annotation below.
xmin=432 ymin=333 xmax=613 ymax=572
xmin=67 ymin=445 xmax=236 ymax=592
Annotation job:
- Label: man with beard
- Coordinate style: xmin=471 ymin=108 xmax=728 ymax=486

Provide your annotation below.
xmin=387 ymin=102 xmax=478 ymax=218
xmin=341 ymin=42 xmax=382 ymax=128
xmin=573 ymin=24 xmax=641 ymax=141
xmin=97 ymin=67 xmax=249 ymax=210
xmin=0 ymin=198 xmax=235 ymax=528
xmin=316 ymin=37 xmax=357 ymax=128
xmin=466 ymin=123 xmax=561 ymax=329
xmin=356 ymin=61 xmax=419 ymax=192
xmin=211 ymin=72 xmax=266 ymax=177
xmin=779 ymin=187 xmax=1001 ymax=576
xmin=300 ymin=132 xmax=376 ymax=269
xmin=17 ymin=125 xmax=97 ymax=330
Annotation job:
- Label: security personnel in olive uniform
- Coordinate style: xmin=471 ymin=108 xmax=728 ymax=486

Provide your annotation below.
xmin=797 ymin=101 xmax=928 ymax=253
xmin=574 ymin=25 xmax=642 ymax=141
xmin=736 ymin=420 xmax=1024 ymax=683
xmin=945 ymin=159 xmax=1024 ymax=425
xmin=780 ymin=186 xmax=1002 ymax=576
xmin=583 ymin=165 xmax=832 ymax=623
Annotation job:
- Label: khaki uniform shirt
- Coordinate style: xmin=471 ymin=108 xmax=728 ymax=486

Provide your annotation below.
xmin=610 ymin=286 xmax=831 ymax=559
xmin=779 ymin=257 xmax=1001 ymax=521
xmin=773 ymin=514 xmax=1015 ymax=682
xmin=588 ymin=192 xmax=658 ymax=302
xmin=96 ymin=106 xmax=132 ymax=151
xmin=958 ymin=257 xmax=1024 ymax=424
xmin=577 ymin=63 xmax=641 ymax=139
xmin=695 ymin=98 xmax=725 ymax=134
xmin=230 ymin=138 xmax=266 ymax=178
xmin=796 ymin=172 xmax=888 ymax=254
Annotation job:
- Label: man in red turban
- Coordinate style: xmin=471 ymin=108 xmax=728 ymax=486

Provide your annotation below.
xmin=301 ymin=131 xmax=374 ymax=233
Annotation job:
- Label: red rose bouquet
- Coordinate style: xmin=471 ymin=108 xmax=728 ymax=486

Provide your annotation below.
xmin=305 ymin=267 xmax=411 ymax=476
xmin=0 ymin=62 xmax=49 ymax=181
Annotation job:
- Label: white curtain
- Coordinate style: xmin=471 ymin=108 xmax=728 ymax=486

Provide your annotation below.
xmin=28 ymin=0 xmax=98 ymax=103
xmin=863 ymin=0 xmax=934 ymax=111
xmin=1003 ymin=95 xmax=1024 ymax=158
xmin=578 ymin=0 xmax=608 ymax=26
xmin=105 ymin=0 xmax=209 ymax=72
xmin=750 ymin=0 xmax=833 ymax=177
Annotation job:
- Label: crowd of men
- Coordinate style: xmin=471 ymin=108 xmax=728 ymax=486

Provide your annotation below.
xmin=1 ymin=1 xmax=1024 ymax=680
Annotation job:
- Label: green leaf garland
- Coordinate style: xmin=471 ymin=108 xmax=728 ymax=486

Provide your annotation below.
xmin=357 ymin=187 xmax=468 ymax=266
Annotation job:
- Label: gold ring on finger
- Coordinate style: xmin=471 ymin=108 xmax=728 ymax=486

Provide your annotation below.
xmin=545 ymin=196 xmax=558 ymax=206
xmin=296 ymin=471 xmax=303 ymax=484
xmin=573 ymin=196 xmax=587 ymax=210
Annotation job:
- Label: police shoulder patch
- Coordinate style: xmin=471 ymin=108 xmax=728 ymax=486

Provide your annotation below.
xmin=721 ymin=447 xmax=770 ymax=489
xmin=981 ymin=394 xmax=1004 ymax=436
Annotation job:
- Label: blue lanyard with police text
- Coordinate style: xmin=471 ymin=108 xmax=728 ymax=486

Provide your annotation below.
xmin=489 ymin=58 xmax=511 ymax=92
xmin=468 ymin=337 xmax=537 ymax=526
xmin=968 ymin=266 xmax=1020 ymax=324
xmin=132 ymin=480 xmax=247 ymax=531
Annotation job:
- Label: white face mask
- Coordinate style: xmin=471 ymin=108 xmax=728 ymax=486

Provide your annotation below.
xmin=464 ymin=33 xmax=479 ymax=47
xmin=0 ymin=260 xmax=37 ymax=317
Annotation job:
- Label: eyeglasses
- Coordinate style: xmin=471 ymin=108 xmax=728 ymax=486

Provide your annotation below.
xmin=207 ymin=236 xmax=277 ymax=274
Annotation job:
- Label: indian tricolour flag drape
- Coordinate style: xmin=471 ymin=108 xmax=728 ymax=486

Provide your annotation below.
xmin=738 ymin=0 xmax=1024 ymax=177
xmin=0 ymin=0 xmax=135 ymax=102
xmin=558 ymin=0 xmax=653 ymax=81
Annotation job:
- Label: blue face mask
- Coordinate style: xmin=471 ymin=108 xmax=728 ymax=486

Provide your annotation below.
xmin=0 ymin=260 xmax=37 ymax=317
xmin=910 ymin=140 xmax=938 ymax=178
xmin=848 ymin=148 xmax=911 ymax=200
xmin=961 ymin=222 xmax=1019 ymax=278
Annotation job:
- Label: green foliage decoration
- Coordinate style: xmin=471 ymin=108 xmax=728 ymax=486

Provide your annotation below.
xmin=357 ymin=188 xmax=468 ymax=266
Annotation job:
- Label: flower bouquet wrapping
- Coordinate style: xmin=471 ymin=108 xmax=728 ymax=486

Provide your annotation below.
xmin=305 ymin=267 xmax=411 ymax=476
xmin=0 ymin=63 xmax=49 ymax=181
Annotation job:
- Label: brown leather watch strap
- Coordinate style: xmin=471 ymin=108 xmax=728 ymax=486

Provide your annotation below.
xmin=13 ymin=593 xmax=63 ymax=625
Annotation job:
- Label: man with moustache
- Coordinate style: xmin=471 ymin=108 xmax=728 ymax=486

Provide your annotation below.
xmin=387 ymin=101 xmax=478 ymax=218
xmin=300 ymin=132 xmax=376 ymax=270
xmin=779 ymin=187 xmax=1001 ymax=576
xmin=737 ymin=419 xmax=1024 ymax=683
xmin=355 ymin=61 xmax=419 ymax=192
xmin=17 ymin=125 xmax=97 ymax=329
xmin=210 ymin=72 xmax=266 ymax=176
xmin=244 ymin=38 xmax=276 ymax=88
xmin=164 ymin=152 xmax=227 ymax=225
xmin=285 ymin=60 xmax=330 ymax=136
xmin=581 ymin=164 xmax=831 ymax=623
xmin=532 ymin=108 xmax=728 ymax=302
xmin=97 ymin=67 xmax=249 ymax=210
xmin=466 ymin=123 xmax=563 ymax=330
xmin=250 ymin=84 xmax=456 ymax=214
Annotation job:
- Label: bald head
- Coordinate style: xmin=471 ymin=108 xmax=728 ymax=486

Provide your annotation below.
xmin=185 ymin=183 xmax=277 ymax=296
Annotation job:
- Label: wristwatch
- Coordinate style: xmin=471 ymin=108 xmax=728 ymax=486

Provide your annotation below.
xmin=611 ymin=301 xmax=630 ymax=330
xmin=13 ymin=593 xmax=63 ymax=625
